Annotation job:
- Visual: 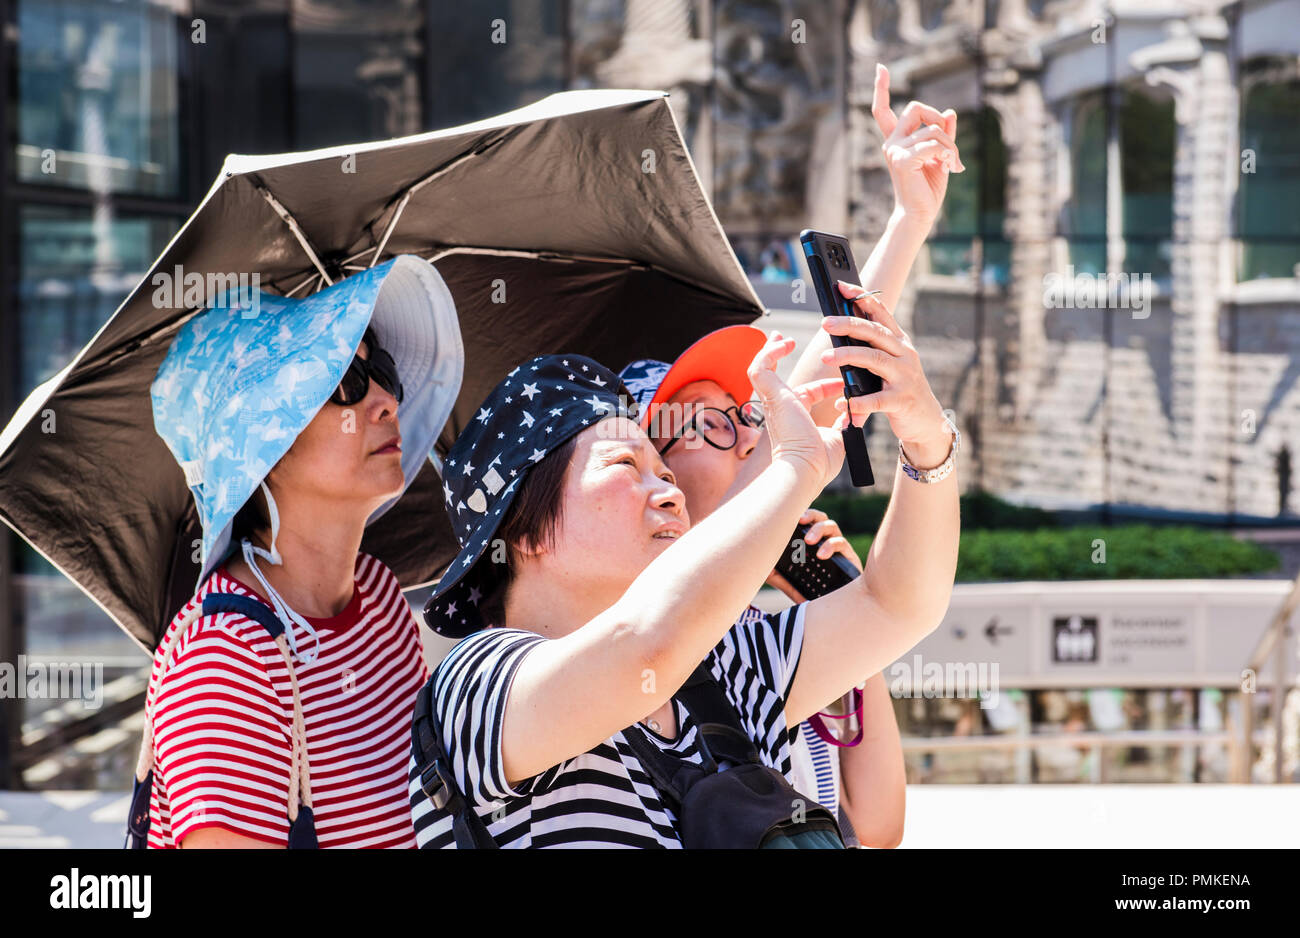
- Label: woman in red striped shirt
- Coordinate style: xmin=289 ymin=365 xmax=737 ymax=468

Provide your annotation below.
xmin=142 ymin=257 xmax=463 ymax=848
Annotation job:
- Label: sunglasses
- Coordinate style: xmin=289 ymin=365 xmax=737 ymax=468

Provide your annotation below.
xmin=331 ymin=338 xmax=403 ymax=406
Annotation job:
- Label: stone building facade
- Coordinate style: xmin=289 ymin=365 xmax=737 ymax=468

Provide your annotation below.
xmin=848 ymin=0 xmax=1300 ymax=520
xmin=577 ymin=0 xmax=1299 ymax=520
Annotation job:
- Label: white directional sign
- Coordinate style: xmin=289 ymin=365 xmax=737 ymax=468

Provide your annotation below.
xmin=892 ymin=580 xmax=1296 ymax=689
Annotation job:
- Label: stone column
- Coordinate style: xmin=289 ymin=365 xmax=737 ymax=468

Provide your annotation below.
xmin=1142 ymin=21 xmax=1235 ymax=513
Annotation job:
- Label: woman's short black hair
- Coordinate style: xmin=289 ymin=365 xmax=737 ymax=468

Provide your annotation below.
xmin=477 ymin=432 xmax=578 ymax=626
xmin=231 ymin=485 xmax=270 ymax=546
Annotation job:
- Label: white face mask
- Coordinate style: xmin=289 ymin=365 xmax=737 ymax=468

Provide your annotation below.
xmin=239 ymin=480 xmax=322 ymax=665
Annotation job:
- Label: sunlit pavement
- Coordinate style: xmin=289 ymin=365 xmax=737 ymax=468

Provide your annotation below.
xmin=0 ymin=791 xmax=130 ymax=848
xmin=897 ymin=785 xmax=1300 ymax=848
xmin=3 ymin=785 xmax=1297 ymax=848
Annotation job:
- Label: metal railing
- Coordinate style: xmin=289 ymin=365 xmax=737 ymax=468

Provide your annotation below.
xmin=1238 ymin=565 xmax=1300 ymax=782
xmin=900 ymin=729 xmax=1237 ymax=783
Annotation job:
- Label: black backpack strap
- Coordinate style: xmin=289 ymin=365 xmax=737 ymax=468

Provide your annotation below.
xmin=674 ymin=663 xmax=766 ymax=769
xmin=620 ymin=662 xmax=763 ymax=816
xmin=125 ymin=771 xmax=152 ymax=849
xmin=203 ymin=593 xmax=317 ymax=848
xmin=204 ymin=592 xmax=286 ymax=638
xmin=410 ymin=677 xmax=499 ymax=849
xmin=621 ymin=722 xmax=709 ymax=815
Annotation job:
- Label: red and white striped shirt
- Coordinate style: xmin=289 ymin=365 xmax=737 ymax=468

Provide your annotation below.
xmin=145 ymin=552 xmax=428 ymax=848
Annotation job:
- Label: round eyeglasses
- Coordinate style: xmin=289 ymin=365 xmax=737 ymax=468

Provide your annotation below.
xmin=658 ymin=401 xmax=765 ymax=456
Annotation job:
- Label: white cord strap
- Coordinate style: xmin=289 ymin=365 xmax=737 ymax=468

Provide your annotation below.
xmin=272 ymin=634 xmax=314 ymax=818
xmin=134 ymin=604 xmax=205 ymax=784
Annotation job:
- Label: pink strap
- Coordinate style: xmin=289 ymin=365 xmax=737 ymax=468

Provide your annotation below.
xmin=806 ymin=687 xmax=865 ymax=748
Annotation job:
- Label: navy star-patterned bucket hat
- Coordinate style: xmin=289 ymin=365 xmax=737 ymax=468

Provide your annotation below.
xmin=425 ymin=353 xmax=635 ymax=638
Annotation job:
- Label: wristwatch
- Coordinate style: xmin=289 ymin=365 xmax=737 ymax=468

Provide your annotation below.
xmin=898 ymin=415 xmax=960 ymax=484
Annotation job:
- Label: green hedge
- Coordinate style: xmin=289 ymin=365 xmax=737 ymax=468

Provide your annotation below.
xmin=846 ymin=524 xmax=1281 ymax=581
xmin=813 ymin=487 xmax=1057 ymax=535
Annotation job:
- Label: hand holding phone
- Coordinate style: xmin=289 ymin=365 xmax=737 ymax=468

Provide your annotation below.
xmin=772 ymin=520 xmax=860 ymax=601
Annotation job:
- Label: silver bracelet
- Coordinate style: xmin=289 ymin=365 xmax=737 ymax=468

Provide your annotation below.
xmin=898 ymin=417 xmax=960 ymax=484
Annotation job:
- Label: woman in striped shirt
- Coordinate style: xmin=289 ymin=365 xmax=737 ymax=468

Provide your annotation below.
xmin=145 ymin=257 xmax=462 ymax=848
xmin=410 ymin=332 xmax=959 ymax=847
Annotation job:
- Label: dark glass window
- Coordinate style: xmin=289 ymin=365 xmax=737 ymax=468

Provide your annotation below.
xmin=1120 ymin=90 xmax=1174 ymax=283
xmin=17 ymin=204 xmax=177 ymax=397
xmin=1239 ymin=60 xmax=1300 ymax=281
xmin=1064 ymin=87 xmax=1174 ymax=284
xmin=291 ymin=0 xmax=426 ymax=150
xmin=16 ymin=0 xmax=181 ymax=197
xmin=426 ymin=0 xmax=567 ymax=130
xmin=188 ymin=2 xmax=293 ymax=184
xmin=870 ymin=0 xmax=900 ymax=43
xmin=920 ymin=0 xmax=949 ymax=30
xmin=1066 ymin=90 xmax=1108 ymax=276
xmin=930 ymin=107 xmax=1009 ymax=286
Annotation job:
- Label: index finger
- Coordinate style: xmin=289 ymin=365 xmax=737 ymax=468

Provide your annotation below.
xmin=872 ymin=64 xmax=898 ymax=138
xmin=800 ymin=508 xmax=829 ymax=525
xmin=747 ymin=330 xmax=798 ymax=399
xmin=896 ymin=100 xmax=952 ymax=139
xmin=836 ymin=281 xmax=907 ymax=340
xmin=792 ymin=377 xmax=846 ymax=410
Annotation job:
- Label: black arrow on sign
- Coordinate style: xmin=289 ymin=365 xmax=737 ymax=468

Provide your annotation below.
xmin=984 ymin=616 xmax=1013 ymax=644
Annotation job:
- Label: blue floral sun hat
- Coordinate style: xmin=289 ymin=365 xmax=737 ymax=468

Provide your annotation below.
xmin=151 ymin=255 xmax=464 ymax=601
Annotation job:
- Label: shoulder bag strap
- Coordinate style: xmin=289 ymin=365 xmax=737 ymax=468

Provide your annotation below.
xmin=411 ymin=678 xmax=499 ymax=849
xmin=674 ymin=663 xmax=766 ymax=768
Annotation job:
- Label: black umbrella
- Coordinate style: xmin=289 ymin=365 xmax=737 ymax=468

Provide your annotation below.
xmin=0 ymin=89 xmax=763 ymax=650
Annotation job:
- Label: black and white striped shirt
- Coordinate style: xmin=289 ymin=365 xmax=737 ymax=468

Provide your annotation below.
xmin=408 ymin=603 xmax=806 ymax=848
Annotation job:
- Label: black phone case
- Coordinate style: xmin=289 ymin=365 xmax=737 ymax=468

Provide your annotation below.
xmin=799 ymin=229 xmax=883 ymax=399
xmin=799 ymin=228 xmax=877 ymax=487
xmin=773 ymin=521 xmax=860 ymax=600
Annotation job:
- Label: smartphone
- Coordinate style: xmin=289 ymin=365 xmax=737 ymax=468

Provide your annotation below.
xmin=799 ymin=229 xmax=883 ymax=399
xmin=772 ymin=521 xmax=860 ymax=601
xmin=799 ymin=229 xmax=878 ymax=487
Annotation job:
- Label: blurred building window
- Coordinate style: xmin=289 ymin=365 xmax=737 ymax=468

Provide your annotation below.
xmin=1065 ymin=90 xmax=1108 ymax=277
xmin=982 ymin=0 xmax=999 ymax=30
xmin=15 ymin=0 xmax=181 ymax=198
xmin=426 ymin=0 xmax=567 ymax=129
xmin=291 ymin=0 xmax=426 ymax=150
xmin=929 ymin=106 xmax=1009 ymax=287
xmin=187 ymin=2 xmax=293 ymax=185
xmin=1238 ymin=58 xmax=1300 ymax=281
xmin=1063 ymin=86 xmax=1174 ymax=287
xmin=17 ymin=204 xmax=177 ymax=408
xmin=1119 ymin=89 xmax=1174 ymax=285
xmin=869 ymin=0 xmax=900 ymax=43
xmin=920 ymin=0 xmax=948 ymax=30
xmin=11 ymin=203 xmax=178 ymax=785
